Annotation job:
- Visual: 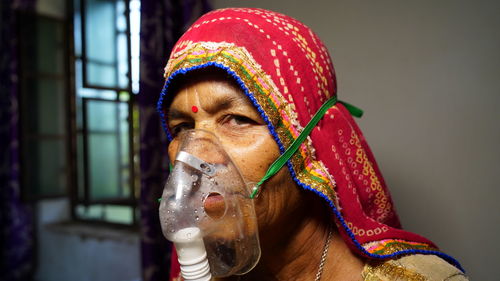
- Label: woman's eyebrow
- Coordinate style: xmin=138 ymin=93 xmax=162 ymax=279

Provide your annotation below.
xmin=167 ymin=108 xmax=190 ymax=120
xmin=202 ymin=94 xmax=248 ymax=114
xmin=167 ymin=90 xmax=251 ymax=119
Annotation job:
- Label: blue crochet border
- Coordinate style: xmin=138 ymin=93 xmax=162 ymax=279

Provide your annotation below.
xmin=156 ymin=63 xmax=465 ymax=273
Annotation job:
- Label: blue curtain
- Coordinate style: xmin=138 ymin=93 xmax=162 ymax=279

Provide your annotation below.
xmin=0 ymin=1 xmax=37 ymax=281
xmin=138 ymin=1 xmax=211 ymax=280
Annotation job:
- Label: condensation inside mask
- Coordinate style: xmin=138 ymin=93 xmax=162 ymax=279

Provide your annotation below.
xmin=159 ymin=129 xmax=261 ymax=278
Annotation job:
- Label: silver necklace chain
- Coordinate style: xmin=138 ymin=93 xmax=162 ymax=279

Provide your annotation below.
xmin=314 ymin=226 xmax=333 ymax=281
xmin=235 ymin=226 xmax=333 ymax=281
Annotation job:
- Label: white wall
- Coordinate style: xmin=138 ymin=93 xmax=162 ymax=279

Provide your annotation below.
xmin=214 ymin=1 xmax=500 ymax=280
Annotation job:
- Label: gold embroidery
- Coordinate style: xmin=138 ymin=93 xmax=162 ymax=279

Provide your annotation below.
xmin=362 ymin=261 xmax=428 ymax=281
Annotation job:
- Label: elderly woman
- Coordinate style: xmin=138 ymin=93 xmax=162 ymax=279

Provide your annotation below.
xmin=157 ymin=8 xmax=467 ymax=281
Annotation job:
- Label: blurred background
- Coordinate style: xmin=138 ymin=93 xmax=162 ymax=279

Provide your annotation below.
xmin=1 ymin=0 xmax=498 ymax=280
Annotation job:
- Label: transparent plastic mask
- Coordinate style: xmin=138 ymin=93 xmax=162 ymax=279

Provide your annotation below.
xmin=159 ymin=129 xmax=261 ymax=278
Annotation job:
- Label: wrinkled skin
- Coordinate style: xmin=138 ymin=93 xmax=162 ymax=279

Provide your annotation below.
xmin=167 ymin=73 xmax=364 ymax=281
xmin=167 ymin=74 xmax=301 ymax=238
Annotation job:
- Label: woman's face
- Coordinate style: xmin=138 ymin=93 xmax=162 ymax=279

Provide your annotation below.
xmin=166 ymin=76 xmax=303 ymax=241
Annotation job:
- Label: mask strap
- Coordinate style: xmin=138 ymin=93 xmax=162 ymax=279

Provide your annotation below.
xmin=249 ymin=96 xmax=363 ymax=199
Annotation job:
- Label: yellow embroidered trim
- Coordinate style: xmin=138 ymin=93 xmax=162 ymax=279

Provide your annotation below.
xmin=362 ymin=261 xmax=428 ymax=281
xmin=362 ymin=240 xmax=437 ymax=256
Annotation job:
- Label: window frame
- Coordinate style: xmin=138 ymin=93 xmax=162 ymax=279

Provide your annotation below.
xmin=17 ymin=11 xmax=74 ymax=201
xmin=80 ymin=97 xmax=137 ymax=206
xmin=79 ymin=0 xmax=133 ymax=92
xmin=69 ymin=0 xmax=139 ymax=227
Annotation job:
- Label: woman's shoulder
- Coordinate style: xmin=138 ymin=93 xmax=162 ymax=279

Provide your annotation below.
xmin=361 ymin=254 xmax=468 ymax=281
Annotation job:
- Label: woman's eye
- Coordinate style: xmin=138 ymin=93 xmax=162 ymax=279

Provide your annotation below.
xmin=225 ymin=115 xmax=258 ymax=126
xmin=170 ymin=122 xmax=194 ymax=136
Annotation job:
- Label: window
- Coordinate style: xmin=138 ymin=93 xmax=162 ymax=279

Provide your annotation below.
xmin=72 ymin=0 xmax=141 ymax=225
xmin=18 ymin=12 xmax=70 ymax=200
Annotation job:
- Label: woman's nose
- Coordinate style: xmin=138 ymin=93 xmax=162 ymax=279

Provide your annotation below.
xmin=195 ymin=120 xmax=216 ymax=133
xmin=194 ymin=121 xmax=226 ymax=148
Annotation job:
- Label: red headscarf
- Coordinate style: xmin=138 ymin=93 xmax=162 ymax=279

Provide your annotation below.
xmin=157 ymin=8 xmax=463 ymax=279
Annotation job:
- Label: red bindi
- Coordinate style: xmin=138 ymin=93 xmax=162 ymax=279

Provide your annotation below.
xmin=191 ymin=106 xmax=199 ymax=113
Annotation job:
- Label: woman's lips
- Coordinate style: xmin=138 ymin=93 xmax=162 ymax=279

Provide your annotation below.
xmin=203 ymin=193 xmax=226 ymax=219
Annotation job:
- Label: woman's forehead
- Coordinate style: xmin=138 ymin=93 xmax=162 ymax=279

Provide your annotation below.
xmin=165 ymin=67 xmax=242 ymax=106
xmin=168 ymin=75 xmax=252 ymax=114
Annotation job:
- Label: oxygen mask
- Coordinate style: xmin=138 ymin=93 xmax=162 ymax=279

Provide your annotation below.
xmin=159 ymin=129 xmax=261 ymax=280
